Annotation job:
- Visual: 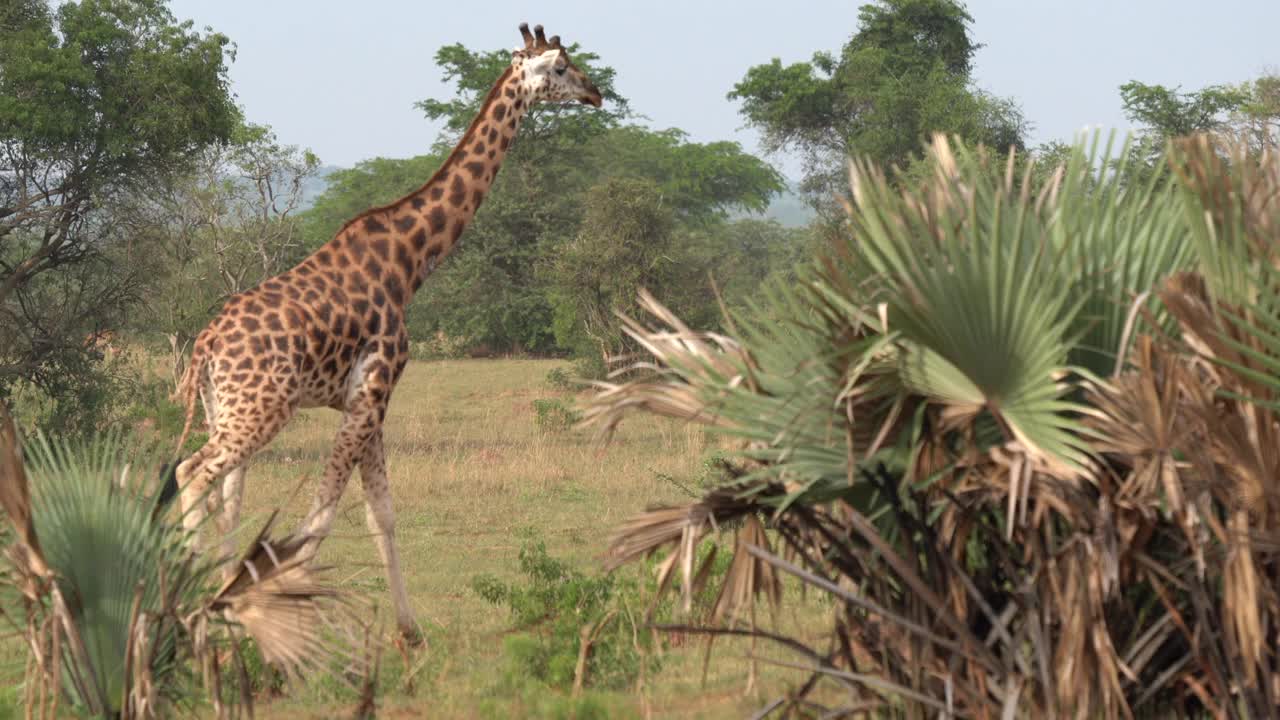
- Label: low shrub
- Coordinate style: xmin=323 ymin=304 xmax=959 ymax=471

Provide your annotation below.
xmin=471 ymin=541 xmax=662 ymax=693
xmin=544 ymin=366 xmax=576 ymax=392
xmin=532 ymin=398 xmax=582 ymax=433
xmin=117 ymin=375 xmax=207 ymax=454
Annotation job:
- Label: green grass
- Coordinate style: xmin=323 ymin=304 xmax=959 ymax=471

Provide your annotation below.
xmin=3 ymin=358 xmax=831 ymax=718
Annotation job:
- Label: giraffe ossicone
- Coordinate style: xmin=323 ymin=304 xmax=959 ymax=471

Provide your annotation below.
xmin=172 ymin=22 xmax=602 ymax=645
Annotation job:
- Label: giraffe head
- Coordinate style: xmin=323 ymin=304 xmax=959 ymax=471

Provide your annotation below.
xmin=512 ymin=23 xmax=603 ymax=108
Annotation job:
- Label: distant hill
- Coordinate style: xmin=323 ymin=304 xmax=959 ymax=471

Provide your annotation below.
xmin=730 ymin=179 xmax=815 ymax=227
xmin=295 ymin=164 xmax=343 ymax=211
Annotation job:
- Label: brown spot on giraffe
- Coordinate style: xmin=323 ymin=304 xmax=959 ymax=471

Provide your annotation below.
xmin=427 ymin=206 xmax=447 ymax=235
xmin=448 ymin=174 xmax=466 ymax=207
xmin=173 ymin=21 xmax=604 ymax=646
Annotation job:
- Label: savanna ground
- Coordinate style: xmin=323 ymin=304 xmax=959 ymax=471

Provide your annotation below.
xmin=175 ymin=357 xmax=822 ymax=719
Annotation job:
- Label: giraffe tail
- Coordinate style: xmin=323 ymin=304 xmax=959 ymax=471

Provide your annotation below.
xmin=172 ymin=339 xmax=207 ymax=458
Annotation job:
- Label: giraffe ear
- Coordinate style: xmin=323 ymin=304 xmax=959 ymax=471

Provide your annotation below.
xmin=511 ymin=48 xmax=528 ymax=65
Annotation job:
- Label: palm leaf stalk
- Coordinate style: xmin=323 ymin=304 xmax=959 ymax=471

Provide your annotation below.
xmin=585 ymin=133 xmax=1280 ymax=718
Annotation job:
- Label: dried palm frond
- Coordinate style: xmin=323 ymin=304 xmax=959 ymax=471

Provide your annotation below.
xmin=581 ymin=288 xmax=755 ymax=438
xmin=203 ymin=511 xmax=360 ymax=682
xmin=0 ymin=404 xmax=46 ymax=580
xmin=604 ymin=480 xmax=785 ymax=616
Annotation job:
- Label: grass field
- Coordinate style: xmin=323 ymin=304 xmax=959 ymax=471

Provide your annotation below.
xmin=207 ymin=357 xmax=824 ymax=719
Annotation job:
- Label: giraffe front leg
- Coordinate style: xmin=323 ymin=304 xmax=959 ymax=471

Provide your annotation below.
xmin=359 ymin=429 xmax=419 ymax=644
xmin=297 ymin=352 xmax=392 ymax=560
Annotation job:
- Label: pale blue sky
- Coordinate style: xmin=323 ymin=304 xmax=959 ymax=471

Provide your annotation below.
xmin=167 ymin=0 xmax=1278 ymax=178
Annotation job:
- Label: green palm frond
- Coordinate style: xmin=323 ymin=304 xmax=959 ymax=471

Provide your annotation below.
xmin=0 ymin=405 xmax=363 ymax=719
xmin=843 ymin=135 xmax=1092 ymax=468
xmin=21 ymin=431 xmax=210 ymax=714
xmin=1052 ymin=131 xmax=1191 ymax=376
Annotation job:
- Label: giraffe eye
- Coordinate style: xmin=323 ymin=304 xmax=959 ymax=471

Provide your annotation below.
xmin=555 ymin=66 xmax=566 ymax=76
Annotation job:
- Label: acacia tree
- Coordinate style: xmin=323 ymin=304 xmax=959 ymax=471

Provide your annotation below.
xmin=729 ymin=0 xmax=1027 ymax=210
xmin=0 ymin=0 xmax=237 ymax=422
xmin=1234 ymin=73 xmax=1280 ymax=150
xmin=1117 ymin=75 xmax=1279 ymax=184
xmin=195 ymin=123 xmax=320 ymax=297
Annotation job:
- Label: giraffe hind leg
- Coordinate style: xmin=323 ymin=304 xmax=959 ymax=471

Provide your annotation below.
xmin=359 ymin=430 xmax=419 ymax=644
xmin=177 ymin=392 xmax=296 ymax=569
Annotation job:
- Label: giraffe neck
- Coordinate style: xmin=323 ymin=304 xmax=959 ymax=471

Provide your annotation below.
xmin=317 ymin=66 xmax=531 ymax=309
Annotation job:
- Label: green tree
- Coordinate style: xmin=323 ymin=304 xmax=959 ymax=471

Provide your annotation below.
xmin=698 ymin=218 xmax=811 ymax=305
xmin=729 ymin=0 xmax=1027 ymax=209
xmin=1231 ymin=72 xmax=1279 ymax=151
xmin=1117 ymin=78 xmax=1268 ymax=182
xmin=545 ymin=178 xmax=687 ymax=364
xmin=1119 ymin=80 xmax=1250 ymax=138
xmin=0 ymin=0 xmax=238 ymax=421
xmin=580 ymin=127 xmax=782 ymax=222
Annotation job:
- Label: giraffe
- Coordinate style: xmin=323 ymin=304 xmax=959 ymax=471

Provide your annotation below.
xmin=172 ymin=23 xmax=602 ymax=643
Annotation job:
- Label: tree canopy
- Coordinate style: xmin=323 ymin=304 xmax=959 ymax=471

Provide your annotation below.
xmin=729 ymin=0 xmax=1027 ymax=208
xmin=1120 ymin=80 xmax=1251 ymax=138
xmin=0 ymin=0 xmax=238 ymax=427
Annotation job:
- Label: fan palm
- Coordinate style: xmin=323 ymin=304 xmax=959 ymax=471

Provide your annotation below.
xmin=586 ymin=132 xmax=1280 ymax=718
xmin=0 ymin=405 xmax=364 ymax=719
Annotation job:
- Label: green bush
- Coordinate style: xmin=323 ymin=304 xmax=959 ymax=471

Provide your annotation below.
xmin=544 ymin=366 xmax=576 ymax=392
xmin=4 ymin=368 xmax=124 ymax=440
xmin=570 ymin=354 xmax=609 ymax=383
xmin=0 ymin=685 xmax=18 ymax=720
xmin=225 ymin=637 xmax=287 ymax=700
xmin=532 ymin=398 xmax=582 ymax=433
xmin=471 ymin=542 xmax=661 ymax=692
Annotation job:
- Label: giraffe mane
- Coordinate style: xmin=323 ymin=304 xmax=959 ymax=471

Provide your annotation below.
xmin=333 ymin=64 xmax=517 ymax=239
